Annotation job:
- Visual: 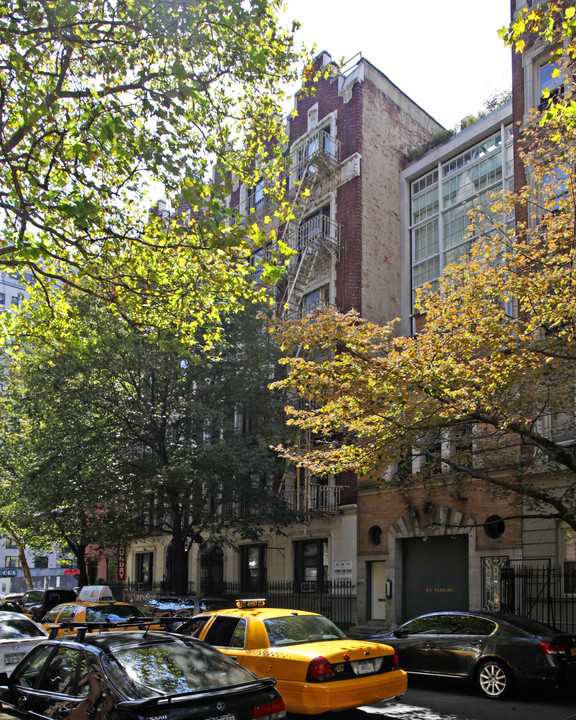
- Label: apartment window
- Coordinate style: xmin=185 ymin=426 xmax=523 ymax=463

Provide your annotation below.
xmin=0 ymin=293 xmax=4 ymax=307
xmin=298 ymin=206 xmax=331 ymax=251
xmin=4 ymin=539 xmax=17 ymax=549
xmin=414 ymin=431 xmax=442 ymax=475
xmin=294 ymin=538 xmax=327 ymax=591
xmin=34 ymin=556 xmax=49 ymax=569
xmin=248 ymin=179 xmax=265 ymax=215
xmin=240 ymin=544 xmax=267 ymax=592
xmin=447 ymin=423 xmax=474 ymax=467
xmin=539 ymin=58 xmax=564 ymax=111
xmin=4 ymin=556 xmax=21 ymax=568
xmin=302 ymin=285 xmax=329 ymax=316
xmin=297 ymin=124 xmax=332 ymax=165
xmin=135 ymin=552 xmax=153 ymax=585
xmin=562 ymin=527 xmax=576 ymax=593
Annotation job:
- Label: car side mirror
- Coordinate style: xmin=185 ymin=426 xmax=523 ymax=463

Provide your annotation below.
xmin=394 ymin=628 xmax=409 ymax=638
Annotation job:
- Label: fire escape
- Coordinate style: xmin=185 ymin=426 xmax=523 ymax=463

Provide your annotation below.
xmin=276 ymin=127 xmax=347 ymax=515
xmin=280 ymin=127 xmax=342 ymax=320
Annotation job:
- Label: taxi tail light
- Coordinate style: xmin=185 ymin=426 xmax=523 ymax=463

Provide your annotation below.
xmin=539 ymin=642 xmax=566 ymax=655
xmin=392 ymin=652 xmax=400 ymax=668
xmin=251 ymin=698 xmax=286 ymax=720
xmin=306 ymin=656 xmax=336 ymax=682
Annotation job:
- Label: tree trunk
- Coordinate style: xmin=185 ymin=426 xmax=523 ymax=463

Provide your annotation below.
xmin=169 ymin=503 xmax=189 ymax=595
xmin=14 ymin=536 xmax=33 ymax=589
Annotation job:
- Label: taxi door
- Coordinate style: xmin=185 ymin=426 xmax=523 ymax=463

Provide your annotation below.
xmin=202 ymin=616 xmax=249 ymax=663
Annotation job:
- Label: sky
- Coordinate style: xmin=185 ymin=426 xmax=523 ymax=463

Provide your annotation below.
xmin=281 ymin=0 xmax=513 ymax=130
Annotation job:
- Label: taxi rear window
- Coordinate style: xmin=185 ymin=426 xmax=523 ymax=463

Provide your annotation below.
xmin=264 ymin=615 xmax=346 ymax=647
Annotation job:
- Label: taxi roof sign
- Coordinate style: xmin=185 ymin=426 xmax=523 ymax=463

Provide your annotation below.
xmin=77 ymin=585 xmax=115 ymax=602
xmin=235 ymin=598 xmax=266 ymax=609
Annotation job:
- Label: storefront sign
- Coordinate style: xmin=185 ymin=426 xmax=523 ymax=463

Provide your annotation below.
xmin=117 ymin=545 xmax=127 ymax=581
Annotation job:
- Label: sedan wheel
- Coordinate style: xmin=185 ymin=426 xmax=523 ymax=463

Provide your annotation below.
xmin=476 ymin=660 xmax=511 ymax=699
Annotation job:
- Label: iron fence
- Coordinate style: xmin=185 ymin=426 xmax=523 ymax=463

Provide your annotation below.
xmin=499 ymin=562 xmax=576 ymax=632
xmin=110 ymin=579 xmax=357 ymax=631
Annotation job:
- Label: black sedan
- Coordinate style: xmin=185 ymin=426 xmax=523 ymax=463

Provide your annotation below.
xmin=370 ymin=611 xmax=576 ymax=699
xmin=0 ymin=625 xmax=285 ymax=720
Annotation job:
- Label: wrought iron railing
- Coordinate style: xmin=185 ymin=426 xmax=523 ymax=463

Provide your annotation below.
xmin=497 ymin=562 xmax=576 ymax=632
xmin=111 ymin=579 xmax=356 ymax=631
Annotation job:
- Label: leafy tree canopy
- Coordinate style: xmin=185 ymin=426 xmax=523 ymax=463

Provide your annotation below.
xmin=1 ymin=291 xmax=295 ymax=592
xmin=0 ymin=0 xmax=305 ymax=346
xmin=272 ymin=8 xmax=576 ymax=534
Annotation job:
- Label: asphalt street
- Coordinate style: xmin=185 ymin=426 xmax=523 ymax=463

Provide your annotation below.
xmin=288 ymin=677 xmax=576 ymax=720
xmin=0 ymin=679 xmax=574 ymax=720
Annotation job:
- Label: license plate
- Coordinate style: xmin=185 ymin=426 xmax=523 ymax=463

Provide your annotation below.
xmin=5 ymin=653 xmax=25 ymax=665
xmin=206 ymin=715 xmax=235 ymax=720
xmin=356 ymin=659 xmax=375 ymax=675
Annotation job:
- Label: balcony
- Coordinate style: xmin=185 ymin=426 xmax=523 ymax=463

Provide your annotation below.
xmin=283 ymin=299 xmax=338 ymax=323
xmin=288 ymin=130 xmax=341 ymax=194
xmin=288 ymin=213 xmax=341 ymax=255
xmin=286 ymin=483 xmax=347 ymax=514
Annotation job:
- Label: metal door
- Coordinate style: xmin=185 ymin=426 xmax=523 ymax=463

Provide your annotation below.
xmin=402 ymin=535 xmax=469 ymax=620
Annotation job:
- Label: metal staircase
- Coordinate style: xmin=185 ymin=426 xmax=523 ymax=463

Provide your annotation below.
xmin=278 ymin=128 xmax=342 ymax=319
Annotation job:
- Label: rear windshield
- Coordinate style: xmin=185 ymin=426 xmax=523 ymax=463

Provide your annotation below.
xmin=496 ymin=614 xmax=561 ymax=635
xmin=103 ymin=639 xmax=258 ymax=698
xmin=0 ymin=617 xmax=45 ymax=639
xmin=264 ymin=614 xmax=347 ymax=647
xmin=85 ymin=605 xmax=142 ymax=622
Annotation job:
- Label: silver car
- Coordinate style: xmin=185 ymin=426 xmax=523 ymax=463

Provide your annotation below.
xmin=0 ymin=611 xmax=48 ymax=672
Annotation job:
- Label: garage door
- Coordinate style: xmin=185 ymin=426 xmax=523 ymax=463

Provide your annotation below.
xmin=402 ymin=535 xmax=468 ymax=620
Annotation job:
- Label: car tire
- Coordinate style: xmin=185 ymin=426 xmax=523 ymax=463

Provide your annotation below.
xmin=475 ymin=659 xmax=512 ymax=699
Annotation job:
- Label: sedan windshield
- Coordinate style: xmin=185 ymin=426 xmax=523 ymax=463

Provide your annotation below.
xmin=104 ymin=639 xmax=258 ymax=699
xmin=264 ymin=615 xmax=347 ymax=647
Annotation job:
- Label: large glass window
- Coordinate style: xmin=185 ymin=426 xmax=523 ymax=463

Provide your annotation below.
xmin=410 ymin=126 xmax=513 ymax=313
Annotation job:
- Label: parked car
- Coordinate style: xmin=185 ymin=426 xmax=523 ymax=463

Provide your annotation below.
xmin=139 ymin=596 xmax=234 ymax=617
xmin=370 ymin=610 xmax=576 ymax=699
xmin=0 ymin=625 xmax=285 ymax=720
xmin=40 ymin=586 xmax=143 ymax=636
xmin=0 ymin=599 xmax=25 ymax=614
xmin=0 ymin=611 xmax=48 ymax=672
xmin=2 ymin=594 xmax=23 ymax=603
xmin=20 ymin=588 xmax=77 ymax=622
xmin=176 ymin=599 xmax=407 ymax=714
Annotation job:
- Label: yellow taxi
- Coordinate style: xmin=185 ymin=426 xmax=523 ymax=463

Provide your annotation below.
xmin=176 ymin=599 xmax=407 ymax=715
xmin=40 ymin=585 xmax=144 ymax=636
